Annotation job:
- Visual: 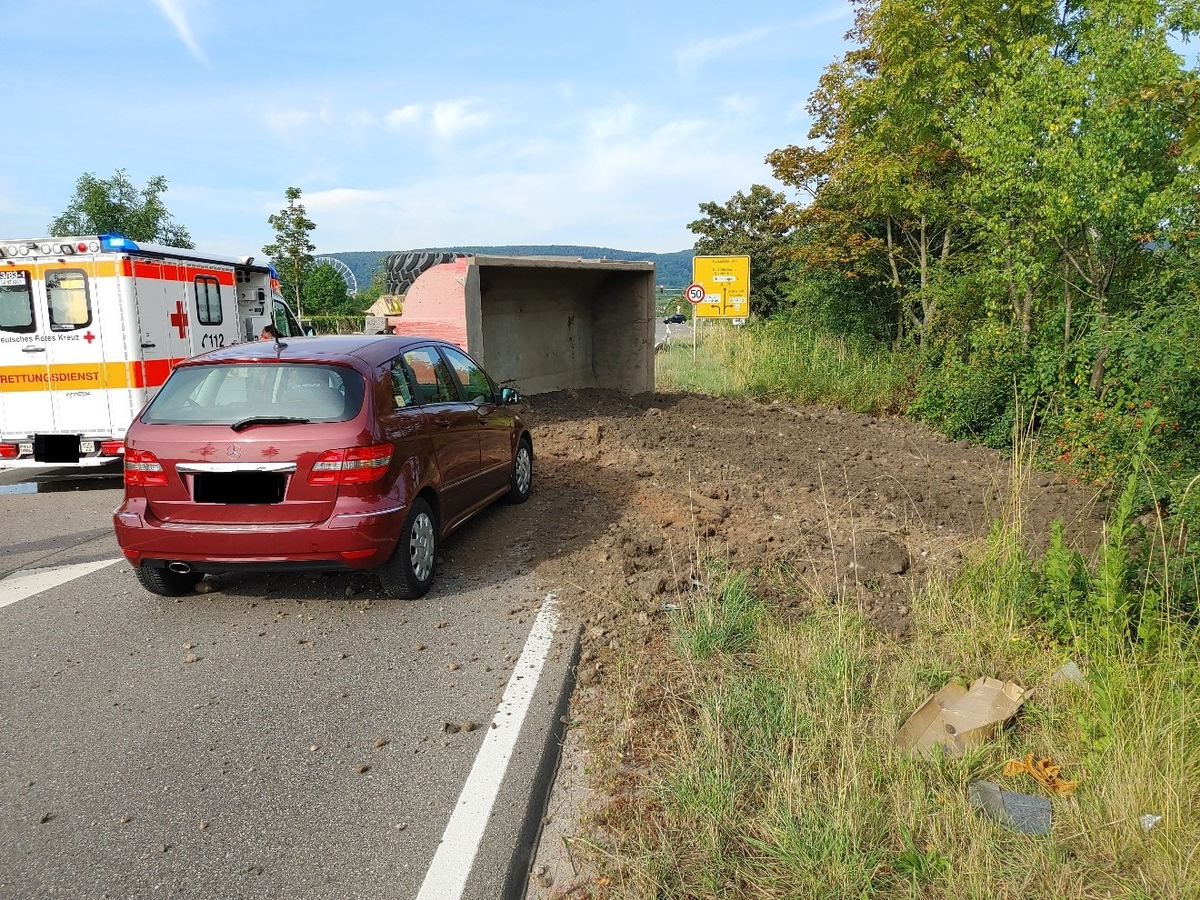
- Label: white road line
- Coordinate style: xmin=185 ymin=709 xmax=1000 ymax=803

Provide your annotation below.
xmin=0 ymin=559 xmax=121 ymax=609
xmin=416 ymin=592 xmax=561 ymax=900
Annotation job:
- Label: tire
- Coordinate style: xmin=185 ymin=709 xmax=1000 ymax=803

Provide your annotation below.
xmin=379 ymin=498 xmax=437 ymax=599
xmin=505 ymin=437 xmax=533 ymax=504
xmin=135 ymin=565 xmax=202 ymax=597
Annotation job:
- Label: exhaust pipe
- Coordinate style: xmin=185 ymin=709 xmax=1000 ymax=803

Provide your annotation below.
xmin=168 ymin=561 xmax=192 ymax=574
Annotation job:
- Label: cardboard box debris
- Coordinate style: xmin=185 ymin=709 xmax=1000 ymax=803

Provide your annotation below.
xmin=896 ymin=676 xmax=1026 ymax=757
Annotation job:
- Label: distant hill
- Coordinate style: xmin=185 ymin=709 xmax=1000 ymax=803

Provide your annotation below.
xmin=326 ymin=246 xmax=696 ymax=294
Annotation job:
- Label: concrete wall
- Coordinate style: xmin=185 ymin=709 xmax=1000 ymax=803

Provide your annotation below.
xmin=393 ymin=255 xmax=655 ymax=395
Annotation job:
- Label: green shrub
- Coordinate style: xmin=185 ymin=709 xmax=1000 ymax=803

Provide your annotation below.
xmin=908 ymin=325 xmax=1023 ymax=448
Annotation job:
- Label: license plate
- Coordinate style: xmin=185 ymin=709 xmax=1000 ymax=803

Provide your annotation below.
xmin=80 ymin=440 xmax=96 ymax=454
xmin=18 ymin=442 xmax=32 ymax=455
xmin=193 ymin=472 xmax=286 ymax=504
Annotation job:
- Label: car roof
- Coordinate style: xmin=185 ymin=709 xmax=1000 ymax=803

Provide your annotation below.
xmin=179 ymin=335 xmax=459 ymax=369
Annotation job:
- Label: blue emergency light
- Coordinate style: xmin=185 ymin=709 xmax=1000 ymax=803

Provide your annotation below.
xmin=98 ymin=234 xmax=141 ymax=252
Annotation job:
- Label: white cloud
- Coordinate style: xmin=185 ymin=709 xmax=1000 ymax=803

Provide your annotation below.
xmin=675 ymin=4 xmax=852 ymax=77
xmin=719 ymin=94 xmax=756 ymax=117
xmin=584 ymin=105 xmax=640 ymax=143
xmin=149 ymin=0 xmax=209 ymax=65
xmin=342 ymin=109 xmax=378 ymax=130
xmin=385 ymin=105 xmax=423 ymax=130
xmin=274 ymin=102 xmax=769 ymax=254
xmin=266 ymin=108 xmax=313 ymax=140
xmin=676 ymin=25 xmax=773 ymax=77
xmin=431 ymin=99 xmax=493 ymax=139
xmin=260 ymin=96 xmax=494 ymax=147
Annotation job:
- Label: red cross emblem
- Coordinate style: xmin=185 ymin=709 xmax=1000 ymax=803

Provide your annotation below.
xmin=83 ymin=331 xmax=96 ymax=344
xmin=169 ymin=301 xmax=188 ymax=339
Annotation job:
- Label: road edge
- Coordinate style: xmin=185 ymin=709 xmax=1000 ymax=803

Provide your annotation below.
xmin=505 ymin=622 xmax=582 ymax=899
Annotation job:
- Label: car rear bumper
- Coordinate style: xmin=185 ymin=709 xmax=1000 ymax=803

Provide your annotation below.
xmin=113 ymin=499 xmax=408 ymax=573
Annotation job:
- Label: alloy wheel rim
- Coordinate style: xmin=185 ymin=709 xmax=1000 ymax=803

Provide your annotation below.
xmin=409 ymin=512 xmax=435 ymax=581
xmin=515 ymin=447 xmax=531 ymax=494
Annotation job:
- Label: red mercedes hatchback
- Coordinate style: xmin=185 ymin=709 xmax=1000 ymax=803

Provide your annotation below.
xmin=113 ymin=335 xmax=532 ymax=598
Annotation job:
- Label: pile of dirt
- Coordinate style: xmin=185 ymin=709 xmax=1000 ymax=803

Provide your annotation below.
xmin=503 ymin=389 xmax=1108 ymax=898
xmin=518 ymin=389 xmax=1104 ymax=637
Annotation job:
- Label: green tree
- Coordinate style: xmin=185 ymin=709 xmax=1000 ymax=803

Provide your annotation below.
xmin=263 ymin=187 xmax=316 ymax=320
xmin=768 ymin=0 xmax=1065 ymax=345
xmin=302 ymin=263 xmax=357 ymax=316
xmin=354 ymin=264 xmax=388 ymax=308
xmin=687 ymin=184 xmax=795 ymax=318
xmin=762 ymin=0 xmax=1200 ymax=448
xmin=48 ymin=169 xmax=193 ymax=247
xmin=957 ymin=0 xmax=1200 ymax=347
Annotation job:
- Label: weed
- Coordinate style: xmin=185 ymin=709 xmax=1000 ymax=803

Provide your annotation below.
xmin=673 ymin=571 xmax=764 ymax=660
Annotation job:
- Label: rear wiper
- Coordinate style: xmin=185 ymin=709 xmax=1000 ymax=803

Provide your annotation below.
xmin=230 ymin=416 xmax=311 ymax=432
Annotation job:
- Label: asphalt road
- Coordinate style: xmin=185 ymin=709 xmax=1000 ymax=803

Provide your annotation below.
xmin=0 ymin=465 xmax=575 ymax=900
xmin=655 ymin=317 xmax=692 ymax=346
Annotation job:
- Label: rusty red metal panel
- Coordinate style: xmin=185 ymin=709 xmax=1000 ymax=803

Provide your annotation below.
xmin=394 ymin=259 xmax=470 ymax=350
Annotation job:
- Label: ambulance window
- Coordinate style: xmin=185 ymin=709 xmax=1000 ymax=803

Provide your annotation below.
xmin=46 ymin=269 xmax=92 ymax=330
xmin=195 ymin=275 xmax=222 ymax=326
xmin=0 ymin=270 xmax=36 ymax=333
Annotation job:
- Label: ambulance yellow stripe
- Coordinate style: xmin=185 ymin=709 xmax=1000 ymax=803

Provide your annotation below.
xmin=0 ymin=360 xmax=184 ymax=392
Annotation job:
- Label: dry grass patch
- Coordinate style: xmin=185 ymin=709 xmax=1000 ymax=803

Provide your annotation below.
xmin=578 ymin=541 xmax=1200 ymax=899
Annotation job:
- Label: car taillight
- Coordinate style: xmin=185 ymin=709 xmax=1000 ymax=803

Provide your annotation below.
xmin=0 ymin=444 xmax=18 ymax=460
xmin=99 ymin=440 xmax=125 ymax=457
xmin=308 ymin=444 xmax=393 ymax=485
xmin=125 ymin=448 xmax=168 ymax=486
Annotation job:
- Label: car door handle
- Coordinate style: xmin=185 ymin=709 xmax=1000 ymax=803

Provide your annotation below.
xmin=141 ymin=341 xmax=156 ymax=348
xmin=21 ymin=346 xmax=46 ymax=353
xmin=433 ymin=418 xmax=452 ymax=429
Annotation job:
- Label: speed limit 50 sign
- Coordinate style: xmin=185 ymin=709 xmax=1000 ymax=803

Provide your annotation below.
xmin=686 ymin=283 xmax=705 ymax=304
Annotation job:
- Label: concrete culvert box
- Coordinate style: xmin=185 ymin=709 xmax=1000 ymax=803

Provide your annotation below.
xmin=384 ymin=253 xmax=656 ymax=395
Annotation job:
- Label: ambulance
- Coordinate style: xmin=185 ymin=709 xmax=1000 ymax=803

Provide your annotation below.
xmin=0 ymin=234 xmax=301 ymax=467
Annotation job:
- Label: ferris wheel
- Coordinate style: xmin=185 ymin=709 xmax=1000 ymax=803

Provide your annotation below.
xmin=312 ymin=256 xmax=358 ymax=295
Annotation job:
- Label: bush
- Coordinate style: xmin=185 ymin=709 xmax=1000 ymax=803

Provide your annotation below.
xmin=907 ymin=324 xmax=1023 ymax=448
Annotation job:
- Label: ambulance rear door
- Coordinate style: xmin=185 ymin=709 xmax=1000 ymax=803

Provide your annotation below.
xmin=40 ymin=261 xmax=115 ymax=457
xmin=0 ymin=265 xmax=52 ymax=441
xmin=185 ymin=264 xmax=236 ymax=356
xmin=131 ymin=257 xmax=189 ymax=397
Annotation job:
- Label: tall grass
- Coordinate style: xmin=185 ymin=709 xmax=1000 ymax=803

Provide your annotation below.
xmin=656 ymin=319 xmax=914 ymax=415
xmin=596 ymin=534 xmax=1200 ymax=898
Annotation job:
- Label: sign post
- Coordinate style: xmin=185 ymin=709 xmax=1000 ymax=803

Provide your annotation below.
xmin=685 ymin=283 xmax=705 ymax=359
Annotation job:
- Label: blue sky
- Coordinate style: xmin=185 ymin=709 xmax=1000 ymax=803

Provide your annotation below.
xmin=3 ymin=0 xmax=854 ymax=257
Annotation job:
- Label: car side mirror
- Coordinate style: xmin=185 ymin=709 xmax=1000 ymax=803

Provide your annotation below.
xmin=500 ymin=387 xmax=523 ymax=405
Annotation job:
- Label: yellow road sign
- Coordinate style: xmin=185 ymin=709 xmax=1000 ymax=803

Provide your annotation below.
xmin=692 ymin=255 xmax=750 ymax=318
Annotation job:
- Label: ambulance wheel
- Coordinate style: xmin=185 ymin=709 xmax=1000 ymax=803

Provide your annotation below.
xmin=135 ymin=565 xmax=202 ymax=596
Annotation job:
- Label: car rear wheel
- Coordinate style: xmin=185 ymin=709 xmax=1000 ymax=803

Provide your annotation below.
xmin=134 ymin=565 xmax=202 ymax=597
xmin=505 ymin=437 xmax=532 ymax=503
xmin=380 ymin=498 xmax=437 ymax=599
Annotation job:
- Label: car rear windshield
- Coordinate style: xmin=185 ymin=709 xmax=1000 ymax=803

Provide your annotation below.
xmin=141 ymin=363 xmax=365 ymax=425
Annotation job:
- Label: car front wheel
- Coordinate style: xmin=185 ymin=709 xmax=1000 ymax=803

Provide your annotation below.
xmin=379 ymin=498 xmax=437 ymax=599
